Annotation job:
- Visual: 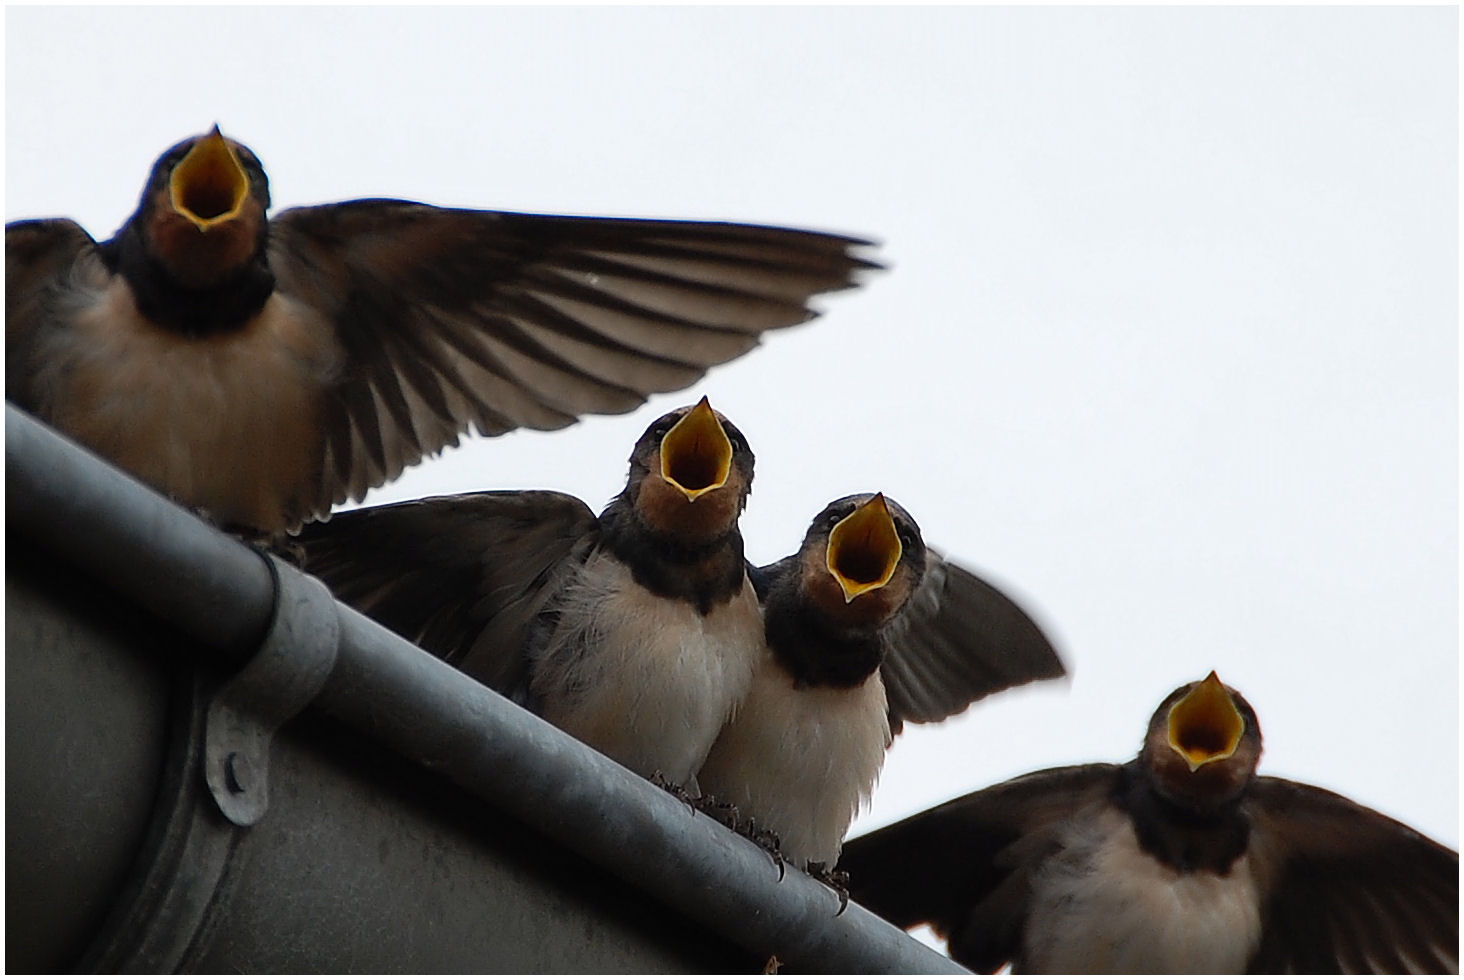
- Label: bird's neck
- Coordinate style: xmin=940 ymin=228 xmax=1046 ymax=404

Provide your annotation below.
xmin=104 ymin=223 xmax=275 ymax=337
xmin=599 ymin=496 xmax=747 ymax=615
xmin=1117 ymin=759 xmax=1251 ymax=874
xmin=763 ymin=587 xmax=885 ymax=689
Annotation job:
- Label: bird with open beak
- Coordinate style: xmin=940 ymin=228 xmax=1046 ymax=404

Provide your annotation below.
xmin=6 ymin=126 xmax=877 ymax=535
xmin=297 ymin=397 xmax=763 ymax=789
xmin=696 ymin=493 xmax=1066 ymax=874
xmin=839 ymin=672 xmax=1459 ymax=973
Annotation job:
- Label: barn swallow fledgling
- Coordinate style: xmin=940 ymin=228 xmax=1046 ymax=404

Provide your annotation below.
xmin=297 ymin=398 xmax=765 ymax=787
xmin=696 ymin=493 xmax=1067 ymax=872
xmin=839 ymin=672 xmax=1459 ymax=974
xmin=6 ymin=127 xmax=877 ymax=534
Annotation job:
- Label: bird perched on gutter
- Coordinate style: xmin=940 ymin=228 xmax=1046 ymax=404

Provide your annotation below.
xmin=696 ymin=493 xmax=1066 ymax=874
xmin=839 ymin=671 xmax=1459 ymax=973
xmin=6 ymin=126 xmax=877 ymax=534
xmin=298 ymin=397 xmax=764 ymax=788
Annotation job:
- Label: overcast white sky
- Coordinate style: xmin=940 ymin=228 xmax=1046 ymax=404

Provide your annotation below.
xmin=8 ymin=7 xmax=1456 ymax=860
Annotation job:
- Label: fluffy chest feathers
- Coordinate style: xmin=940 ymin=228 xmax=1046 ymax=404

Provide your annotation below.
xmin=26 ymin=273 xmax=340 ymax=531
xmin=530 ymin=551 xmax=765 ymax=785
xmin=1022 ymin=805 xmax=1262 ymax=973
xmin=697 ymin=662 xmax=891 ymax=869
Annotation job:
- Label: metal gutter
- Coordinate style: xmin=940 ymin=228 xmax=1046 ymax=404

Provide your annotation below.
xmin=6 ymin=404 xmax=965 ymax=974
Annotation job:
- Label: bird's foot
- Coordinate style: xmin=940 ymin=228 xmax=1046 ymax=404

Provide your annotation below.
xmin=805 ymin=862 xmax=850 ymax=915
xmin=682 ymin=796 xmax=787 ymax=880
xmin=735 ymin=817 xmax=786 ymax=881
xmin=688 ymin=791 xmax=742 ymax=831
xmin=267 ymin=534 xmax=308 ymax=567
xmin=649 ymin=771 xmax=698 ymax=814
xmin=218 ymin=519 xmax=306 ymax=567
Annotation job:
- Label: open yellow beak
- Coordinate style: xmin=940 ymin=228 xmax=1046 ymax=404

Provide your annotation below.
xmin=169 ymin=125 xmax=250 ymax=231
xmin=826 ymin=493 xmax=903 ymax=603
xmin=659 ymin=397 xmax=733 ymax=502
xmin=1167 ymin=671 xmax=1246 ymax=772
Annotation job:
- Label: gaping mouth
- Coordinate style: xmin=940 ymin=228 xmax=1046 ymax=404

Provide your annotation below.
xmin=1167 ymin=671 xmax=1245 ymax=772
xmin=659 ymin=397 xmax=733 ymax=502
xmin=826 ymin=493 xmax=903 ymax=603
xmin=169 ymin=126 xmax=250 ymax=230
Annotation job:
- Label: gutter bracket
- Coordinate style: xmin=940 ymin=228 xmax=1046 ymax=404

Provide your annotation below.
xmin=204 ymin=555 xmax=339 ymax=827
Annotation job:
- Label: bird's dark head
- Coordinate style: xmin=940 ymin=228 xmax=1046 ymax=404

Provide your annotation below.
xmin=132 ymin=126 xmax=271 ymax=289
xmin=1141 ymin=671 xmax=1263 ymax=812
xmin=625 ymin=397 xmax=754 ymax=547
xmin=798 ymin=492 xmax=927 ymax=629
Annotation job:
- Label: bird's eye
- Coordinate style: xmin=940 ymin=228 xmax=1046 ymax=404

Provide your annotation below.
xmin=728 ymin=435 xmax=745 ymax=453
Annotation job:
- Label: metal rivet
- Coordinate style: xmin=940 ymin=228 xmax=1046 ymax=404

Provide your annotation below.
xmin=224 ymin=752 xmax=251 ymax=794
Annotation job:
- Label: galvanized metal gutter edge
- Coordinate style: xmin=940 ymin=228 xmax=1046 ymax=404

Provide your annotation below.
xmin=5 ymin=404 xmax=966 ymax=975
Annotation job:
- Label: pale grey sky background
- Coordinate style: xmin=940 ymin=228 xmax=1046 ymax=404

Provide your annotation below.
xmin=8 ymin=4 xmax=1457 ymax=869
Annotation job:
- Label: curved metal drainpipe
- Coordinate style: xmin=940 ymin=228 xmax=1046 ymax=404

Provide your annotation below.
xmin=6 ymin=405 xmax=965 ymax=974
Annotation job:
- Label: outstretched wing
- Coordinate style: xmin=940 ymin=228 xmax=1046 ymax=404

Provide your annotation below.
xmin=297 ymin=489 xmax=598 ymax=703
xmin=840 ymin=764 xmax=1117 ymax=973
xmin=268 ymin=201 xmax=879 ymax=518
xmin=1245 ymin=776 xmax=1458 ymax=973
xmin=879 ymin=552 xmax=1066 ymax=735
xmin=6 ymin=219 xmax=100 ymax=404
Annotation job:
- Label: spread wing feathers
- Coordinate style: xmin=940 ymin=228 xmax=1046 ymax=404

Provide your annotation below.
xmin=6 ymin=219 xmax=99 ymax=400
xmin=297 ymin=490 xmax=598 ymax=702
xmin=879 ymin=552 xmax=1066 ymax=735
xmin=840 ymin=765 xmax=1117 ymax=973
xmin=267 ymin=200 xmax=879 ymax=518
xmin=1245 ymin=777 xmax=1459 ymax=974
